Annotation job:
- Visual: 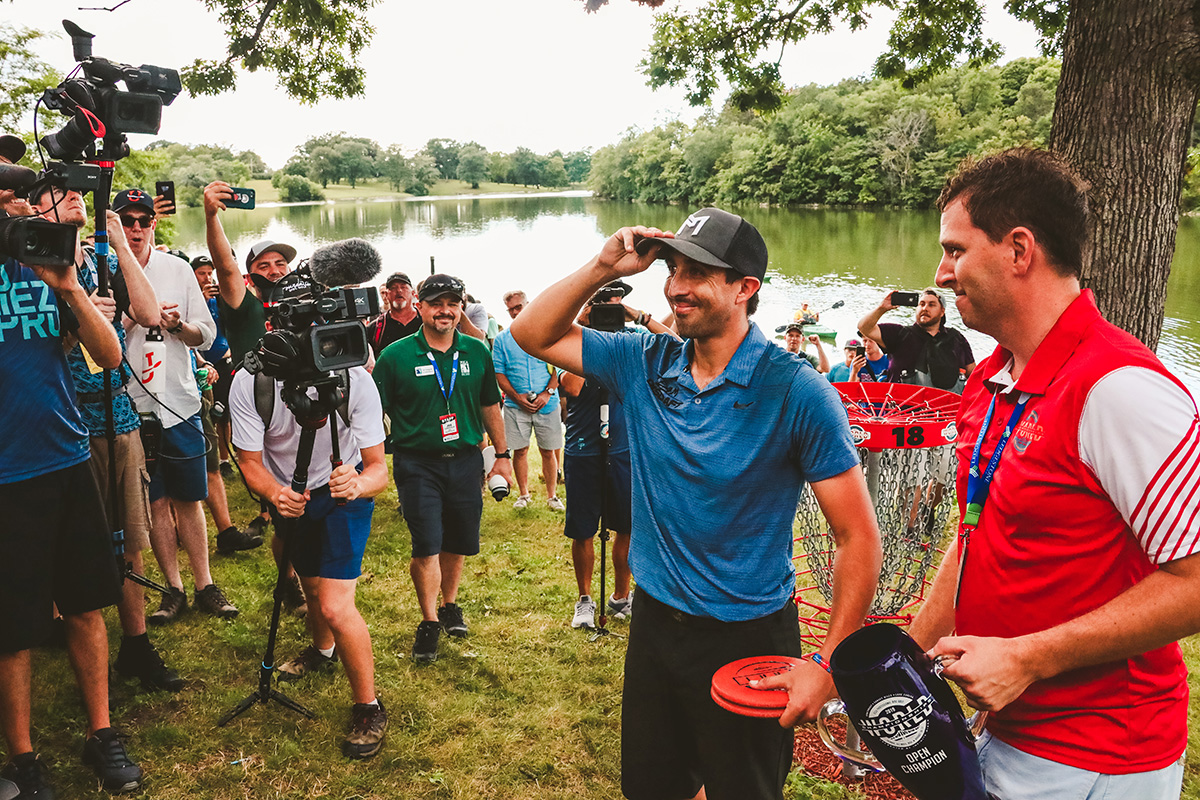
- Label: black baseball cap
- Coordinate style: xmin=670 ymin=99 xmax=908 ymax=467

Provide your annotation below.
xmin=784 ymin=322 xmax=804 ymax=334
xmin=385 ymin=272 xmax=412 ymax=288
xmin=0 ymin=134 xmax=26 ymax=163
xmin=591 ymin=279 xmax=632 ymax=304
xmin=191 ymin=255 xmax=213 ymax=270
xmin=112 ymin=189 xmax=155 ymax=213
xmin=635 ymin=207 xmax=768 ymax=281
xmin=418 ymin=273 xmax=465 ymax=302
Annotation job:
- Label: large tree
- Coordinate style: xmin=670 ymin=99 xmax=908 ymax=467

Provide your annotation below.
xmin=612 ymin=0 xmax=1199 ymax=350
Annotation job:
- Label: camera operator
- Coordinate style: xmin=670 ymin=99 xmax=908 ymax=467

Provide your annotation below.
xmin=115 ymin=188 xmax=238 ymax=624
xmin=29 ymin=182 xmax=186 ymax=694
xmin=0 ymin=249 xmax=143 ymax=793
xmin=229 ymin=361 xmax=390 ymax=758
xmin=560 ymin=282 xmax=679 ymax=629
xmin=857 ymin=288 xmax=974 ymax=390
xmin=372 ymin=274 xmax=514 ymax=664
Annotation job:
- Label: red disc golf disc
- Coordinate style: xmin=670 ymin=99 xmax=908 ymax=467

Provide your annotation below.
xmin=711 ymin=685 xmax=785 ymax=718
xmin=710 ymin=655 xmax=802 ymax=713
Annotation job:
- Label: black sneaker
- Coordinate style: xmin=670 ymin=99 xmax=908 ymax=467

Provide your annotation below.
xmin=219 ymin=461 xmax=233 ymax=479
xmin=194 ymin=584 xmax=238 ymax=619
xmin=342 ymin=698 xmax=388 ymax=759
xmin=147 ymin=587 xmax=186 ymax=626
xmin=412 ymin=620 xmax=440 ymax=663
xmin=1 ymin=752 xmax=54 ymax=799
xmin=437 ymin=603 xmax=468 ymax=638
xmin=244 ymin=515 xmax=269 ymax=538
xmin=81 ymin=728 xmax=141 ymax=794
xmin=277 ymin=645 xmax=338 ymax=682
xmin=283 ymin=573 xmax=307 ymax=617
xmin=215 ymin=526 xmax=264 ymax=555
xmin=114 ymin=636 xmax=184 ymax=693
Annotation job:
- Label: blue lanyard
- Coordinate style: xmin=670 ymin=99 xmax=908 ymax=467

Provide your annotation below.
xmin=963 ymin=389 xmax=1032 ymax=527
xmin=428 ymin=351 xmax=459 ymax=407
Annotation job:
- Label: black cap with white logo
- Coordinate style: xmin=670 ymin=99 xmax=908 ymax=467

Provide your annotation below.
xmin=636 ymin=207 xmax=768 ymax=281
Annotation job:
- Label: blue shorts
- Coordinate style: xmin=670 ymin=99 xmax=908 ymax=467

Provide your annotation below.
xmin=271 ymin=486 xmax=374 ymax=580
xmin=394 ymin=448 xmax=483 ymax=558
xmin=564 ymin=450 xmax=631 ymax=540
xmin=148 ymin=414 xmax=208 ymax=503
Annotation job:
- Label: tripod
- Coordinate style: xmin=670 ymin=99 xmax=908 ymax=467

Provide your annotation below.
xmin=589 ymin=386 xmax=623 ymax=642
xmin=219 ymin=377 xmax=346 ymax=726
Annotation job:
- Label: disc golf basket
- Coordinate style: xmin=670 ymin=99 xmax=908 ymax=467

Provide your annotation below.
xmin=795 ymin=382 xmax=962 ymax=647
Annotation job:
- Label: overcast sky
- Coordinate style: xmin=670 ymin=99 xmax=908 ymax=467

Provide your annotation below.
xmin=6 ymin=0 xmax=1043 ymax=169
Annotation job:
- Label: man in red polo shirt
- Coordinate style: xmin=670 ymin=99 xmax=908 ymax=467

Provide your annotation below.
xmin=911 ymin=148 xmax=1200 ymax=800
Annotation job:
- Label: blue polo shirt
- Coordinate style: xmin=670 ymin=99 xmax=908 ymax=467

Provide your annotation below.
xmin=582 ymin=322 xmax=859 ymax=621
xmin=492 ymin=328 xmax=559 ymax=415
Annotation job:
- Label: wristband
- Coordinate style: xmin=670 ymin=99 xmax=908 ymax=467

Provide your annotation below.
xmin=494 ymin=451 xmax=511 ymax=459
xmin=167 ymin=322 xmax=184 ymax=335
xmin=808 ymin=653 xmax=831 ymax=673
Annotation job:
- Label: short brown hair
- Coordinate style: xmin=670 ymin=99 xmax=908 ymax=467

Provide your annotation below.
xmin=938 ymin=148 xmax=1088 ymax=278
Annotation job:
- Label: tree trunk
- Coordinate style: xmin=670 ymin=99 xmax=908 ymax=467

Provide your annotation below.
xmin=1050 ymin=0 xmax=1200 ymax=350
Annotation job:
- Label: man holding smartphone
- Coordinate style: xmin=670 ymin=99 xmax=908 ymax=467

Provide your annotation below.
xmin=858 ymin=287 xmax=974 ymax=391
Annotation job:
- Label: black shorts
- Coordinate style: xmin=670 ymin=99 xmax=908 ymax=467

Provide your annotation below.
xmin=0 ymin=460 xmax=122 ymax=653
xmin=563 ymin=451 xmax=631 ymax=539
xmin=621 ymin=591 xmax=803 ymax=800
xmin=394 ymin=449 xmax=484 ymax=558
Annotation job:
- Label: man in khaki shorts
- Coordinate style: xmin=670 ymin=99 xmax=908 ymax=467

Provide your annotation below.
xmin=493 ymin=290 xmax=564 ymax=510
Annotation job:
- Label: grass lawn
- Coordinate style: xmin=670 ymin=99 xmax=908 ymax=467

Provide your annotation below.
xmin=21 ymin=454 xmax=1200 ymax=799
xmin=242 ymin=178 xmax=581 ymax=206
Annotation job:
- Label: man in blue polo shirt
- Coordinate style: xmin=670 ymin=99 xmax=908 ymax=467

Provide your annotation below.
xmin=512 ymin=209 xmax=882 ymax=800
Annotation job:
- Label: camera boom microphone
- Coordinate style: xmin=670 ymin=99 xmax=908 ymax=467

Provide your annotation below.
xmin=0 ymin=163 xmax=37 ymax=191
xmin=308 ymin=238 xmax=383 ymax=289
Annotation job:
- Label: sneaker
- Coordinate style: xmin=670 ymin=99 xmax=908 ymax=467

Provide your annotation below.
xmin=244 ymin=515 xmax=269 ymax=538
xmin=512 ymin=494 xmax=531 ymax=510
xmin=147 ymin=587 xmax=186 ymax=626
xmin=412 ymin=620 xmax=441 ymax=663
xmin=81 ymin=728 xmax=142 ymax=794
xmin=283 ymin=573 xmax=308 ymax=617
xmin=1 ymin=753 xmax=54 ymax=799
xmin=114 ymin=637 xmax=184 ymax=692
xmin=216 ymin=526 xmax=264 ymax=555
xmin=572 ymin=595 xmax=597 ymax=629
xmin=547 ymin=496 xmax=565 ymax=512
xmin=343 ymin=698 xmax=388 ymax=759
xmin=437 ymin=603 xmax=468 ymax=638
xmin=219 ymin=461 xmax=233 ymax=479
xmin=194 ymin=584 xmax=238 ymax=619
xmin=277 ymin=645 xmax=338 ymax=682
xmin=607 ymin=593 xmax=633 ymax=620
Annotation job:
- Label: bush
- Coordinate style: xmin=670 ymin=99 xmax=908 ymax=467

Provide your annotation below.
xmin=275 ymin=174 xmax=326 ymax=203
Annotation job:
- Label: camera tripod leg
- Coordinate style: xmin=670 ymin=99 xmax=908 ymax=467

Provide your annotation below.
xmin=124 ymin=563 xmax=172 ymax=597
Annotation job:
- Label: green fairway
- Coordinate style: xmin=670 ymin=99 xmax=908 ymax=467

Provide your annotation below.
xmin=21 ymin=454 xmax=1200 ymax=798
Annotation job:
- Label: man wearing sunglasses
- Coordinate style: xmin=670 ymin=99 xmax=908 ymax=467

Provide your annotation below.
xmin=115 ymin=189 xmax=239 ymax=626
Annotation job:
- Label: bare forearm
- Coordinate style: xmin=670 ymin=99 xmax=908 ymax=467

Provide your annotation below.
xmin=354 ymin=448 xmax=389 ymax=498
xmin=815 ymin=344 xmax=830 ymax=373
xmin=238 ymin=454 xmax=284 ymax=501
xmin=207 ymin=212 xmax=245 ymax=307
xmin=482 ymin=403 xmax=507 ymax=453
xmin=645 ymin=315 xmax=681 ymax=340
xmin=66 ymin=286 xmax=121 ymax=368
xmin=857 ymin=306 xmax=888 ymax=345
xmin=458 ymin=313 xmax=486 ymax=341
xmin=1020 ymin=553 xmax=1200 ymax=682
xmin=909 ymin=537 xmax=959 ymax=650
xmin=113 ymin=244 xmax=159 ymax=326
xmin=510 ymin=260 xmax=609 ymax=363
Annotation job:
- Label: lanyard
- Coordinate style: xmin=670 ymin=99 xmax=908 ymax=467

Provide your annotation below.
xmin=428 ymin=350 xmax=458 ymax=408
xmin=963 ymin=389 xmax=1031 ymax=526
xmin=956 ymin=387 xmax=1031 ymax=608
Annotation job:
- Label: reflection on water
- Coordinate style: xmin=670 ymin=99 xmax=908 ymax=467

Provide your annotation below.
xmin=171 ymin=195 xmax=1200 ymax=393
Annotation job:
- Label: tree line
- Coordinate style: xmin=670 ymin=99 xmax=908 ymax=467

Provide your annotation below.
xmin=589 ymin=57 xmax=1066 ymax=209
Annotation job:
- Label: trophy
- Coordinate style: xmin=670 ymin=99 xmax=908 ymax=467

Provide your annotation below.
xmin=817 ymin=623 xmax=993 ymax=800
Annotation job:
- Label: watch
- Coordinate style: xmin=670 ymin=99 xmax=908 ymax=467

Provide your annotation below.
xmin=494 ymin=451 xmax=511 ymax=459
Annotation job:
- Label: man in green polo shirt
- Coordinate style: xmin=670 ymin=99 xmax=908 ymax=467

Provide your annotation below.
xmin=373 ymin=274 xmax=514 ymax=663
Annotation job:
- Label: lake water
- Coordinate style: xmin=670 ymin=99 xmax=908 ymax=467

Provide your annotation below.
xmin=170 ymin=194 xmax=1200 ymax=393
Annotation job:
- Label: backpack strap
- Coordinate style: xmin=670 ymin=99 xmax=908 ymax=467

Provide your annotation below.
xmin=254 ymin=372 xmax=275 ymax=428
xmin=337 ymin=369 xmax=351 ymax=428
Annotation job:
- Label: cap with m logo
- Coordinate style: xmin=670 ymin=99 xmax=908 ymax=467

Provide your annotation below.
xmin=637 ymin=207 xmax=768 ymax=280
